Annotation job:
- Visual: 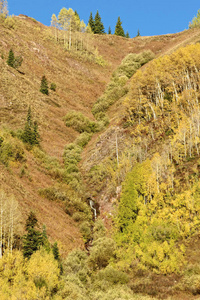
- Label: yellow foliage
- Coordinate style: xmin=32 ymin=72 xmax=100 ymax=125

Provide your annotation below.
xmin=27 ymin=248 xmax=60 ymax=295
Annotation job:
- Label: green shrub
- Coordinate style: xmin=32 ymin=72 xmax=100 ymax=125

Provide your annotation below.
xmin=182 ymin=274 xmax=200 ymax=294
xmin=93 ymin=219 xmax=106 ymax=240
xmin=72 ymin=212 xmax=86 ymax=222
xmin=64 ymin=111 xmax=100 ymax=133
xmin=50 ymin=82 xmax=56 ymax=91
xmin=63 ymin=143 xmax=82 ymax=166
xmin=58 ymin=276 xmax=87 ymax=300
xmin=147 ymin=222 xmax=179 ymax=242
xmin=0 ymin=137 xmax=25 ymax=165
xmin=75 ymin=132 xmax=92 ymax=148
xmin=64 ymin=249 xmax=88 ymax=271
xmin=4 ymin=16 xmax=15 ymax=29
xmin=95 ymin=265 xmax=129 ymax=285
xmin=94 ymin=112 xmax=109 ymax=126
xmin=79 ymin=221 xmax=92 ymax=243
xmin=88 ymin=164 xmax=108 ymax=192
xmin=32 ymin=147 xmax=60 ymax=169
xmin=88 ymin=237 xmax=116 ymax=270
xmin=39 ymin=187 xmax=67 ymax=201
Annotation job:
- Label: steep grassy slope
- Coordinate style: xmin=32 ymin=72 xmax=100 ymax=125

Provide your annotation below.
xmin=1 ymin=13 xmax=200 ymax=257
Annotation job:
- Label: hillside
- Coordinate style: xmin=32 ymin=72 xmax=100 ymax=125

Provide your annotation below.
xmin=0 ymin=15 xmax=197 ymax=251
xmin=2 ymin=12 xmax=200 ymax=299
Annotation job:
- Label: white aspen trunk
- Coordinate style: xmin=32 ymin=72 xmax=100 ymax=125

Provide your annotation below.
xmin=173 ymin=82 xmax=178 ymax=103
xmin=186 ymin=69 xmax=192 ymax=90
xmin=195 ymin=137 xmax=199 ymax=155
xmin=183 ymin=131 xmax=187 ymax=158
xmin=149 ymin=102 xmax=156 ymax=120
xmin=116 ymin=131 xmax=119 ymax=167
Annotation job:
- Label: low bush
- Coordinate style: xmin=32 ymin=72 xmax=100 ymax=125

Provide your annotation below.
xmin=0 ymin=136 xmax=25 ymax=166
xmin=63 ymin=143 xmax=82 ymax=166
xmin=38 ymin=187 xmax=67 ymax=201
xmin=75 ymin=132 xmax=92 ymax=148
xmin=88 ymin=237 xmax=116 ymax=270
xmin=94 ymin=265 xmax=129 ymax=286
xmin=64 ymin=111 xmax=100 ymax=133
xmin=4 ymin=15 xmax=15 ymax=29
xmin=87 ymin=164 xmax=108 ymax=192
xmin=182 ymin=274 xmax=200 ymax=294
xmin=50 ymin=82 xmax=56 ymax=91
xmin=79 ymin=221 xmax=92 ymax=243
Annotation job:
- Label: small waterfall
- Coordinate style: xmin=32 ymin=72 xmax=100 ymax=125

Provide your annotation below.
xmin=89 ymin=199 xmax=97 ymax=219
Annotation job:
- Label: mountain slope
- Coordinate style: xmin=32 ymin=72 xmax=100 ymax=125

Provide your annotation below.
xmin=1 ymin=14 xmax=200 ymax=257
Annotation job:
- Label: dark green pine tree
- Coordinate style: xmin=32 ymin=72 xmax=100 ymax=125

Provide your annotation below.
xmin=136 ymin=29 xmax=141 ymax=37
xmin=40 ymin=75 xmax=49 ymax=95
xmin=22 ymin=107 xmax=40 ymax=146
xmin=52 ymin=241 xmax=63 ymax=273
xmin=42 ymin=225 xmax=51 ymax=252
xmin=7 ymin=49 xmax=15 ymax=67
xmin=88 ymin=12 xmax=95 ymax=33
xmin=114 ymin=17 xmax=125 ymax=37
xmin=94 ymin=10 xmax=105 ymax=34
xmin=22 ymin=211 xmax=44 ymax=259
xmin=125 ymin=31 xmax=130 ymax=38
xmin=108 ymin=26 xmax=112 ymax=34
xmin=22 ymin=106 xmax=33 ymax=145
xmin=52 ymin=242 xmax=60 ymax=260
xmin=33 ymin=121 xmax=40 ymax=145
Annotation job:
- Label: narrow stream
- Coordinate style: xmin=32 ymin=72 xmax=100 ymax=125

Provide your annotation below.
xmin=89 ymin=199 xmax=97 ymax=219
xmin=85 ymin=198 xmax=99 ymax=252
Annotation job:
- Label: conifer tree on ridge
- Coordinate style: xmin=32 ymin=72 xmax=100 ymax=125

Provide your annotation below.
xmin=94 ymin=10 xmax=105 ymax=34
xmin=114 ymin=16 xmax=125 ymax=37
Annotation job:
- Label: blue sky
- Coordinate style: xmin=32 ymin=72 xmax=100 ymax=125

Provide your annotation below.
xmin=8 ymin=0 xmax=200 ymax=37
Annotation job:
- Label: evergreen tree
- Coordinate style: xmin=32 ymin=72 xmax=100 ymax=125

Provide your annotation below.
xmin=42 ymin=225 xmax=51 ymax=252
xmin=114 ymin=17 xmax=125 ymax=37
xmin=125 ymin=31 xmax=130 ymax=38
xmin=94 ymin=10 xmax=105 ymax=34
xmin=136 ymin=29 xmax=141 ymax=37
xmin=21 ymin=107 xmax=40 ymax=146
xmin=22 ymin=106 xmax=33 ymax=145
xmin=22 ymin=211 xmax=44 ymax=259
xmin=33 ymin=121 xmax=40 ymax=145
xmin=40 ymin=75 xmax=49 ymax=95
xmin=88 ymin=12 xmax=95 ymax=33
xmin=7 ymin=49 xmax=15 ymax=67
xmin=108 ymin=26 xmax=111 ymax=34
xmin=52 ymin=241 xmax=63 ymax=273
xmin=52 ymin=242 xmax=60 ymax=261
